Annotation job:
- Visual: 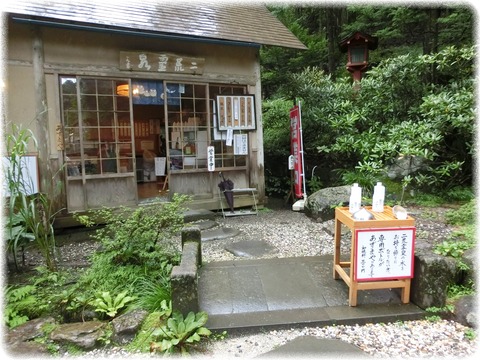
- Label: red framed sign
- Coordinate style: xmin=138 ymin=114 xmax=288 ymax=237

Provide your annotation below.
xmin=290 ymin=105 xmax=303 ymax=198
xmin=354 ymin=227 xmax=416 ymax=282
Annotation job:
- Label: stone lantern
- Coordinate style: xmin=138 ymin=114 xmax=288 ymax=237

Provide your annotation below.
xmin=339 ymin=31 xmax=378 ymax=83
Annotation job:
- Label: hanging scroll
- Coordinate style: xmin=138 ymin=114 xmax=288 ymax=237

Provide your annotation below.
xmin=354 ymin=227 xmax=415 ymax=282
xmin=216 ymin=95 xmax=256 ymax=130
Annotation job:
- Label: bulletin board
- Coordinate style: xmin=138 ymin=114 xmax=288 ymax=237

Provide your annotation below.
xmin=354 ymin=227 xmax=415 ymax=282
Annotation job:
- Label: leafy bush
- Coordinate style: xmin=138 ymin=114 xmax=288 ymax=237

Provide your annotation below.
xmin=90 ymin=290 xmax=136 ymax=319
xmin=265 ymin=46 xmax=475 ymax=195
xmin=434 ymin=239 xmax=473 ymax=259
xmin=150 ymin=311 xmax=211 ymax=355
xmin=76 ymin=195 xmax=188 ymax=267
xmin=444 ymin=186 xmax=475 ymax=202
xmin=72 ymin=194 xmax=188 ymax=307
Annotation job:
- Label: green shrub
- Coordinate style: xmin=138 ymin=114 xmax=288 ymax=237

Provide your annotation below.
xmin=434 ymin=239 xmax=473 ymax=259
xmin=75 ymin=193 xmax=188 ymax=267
xmin=150 ymin=311 xmax=211 ymax=355
xmin=434 ymin=199 xmax=476 ymax=260
xmin=272 ymin=46 xmax=474 ymax=193
xmin=444 ymin=186 xmax=475 ymax=202
xmin=72 ymin=194 xmax=188 ymax=308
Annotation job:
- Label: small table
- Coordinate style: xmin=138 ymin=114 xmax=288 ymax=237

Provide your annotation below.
xmin=333 ymin=206 xmax=415 ymax=306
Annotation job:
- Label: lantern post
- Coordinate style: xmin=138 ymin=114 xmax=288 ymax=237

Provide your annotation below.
xmin=339 ymin=31 xmax=378 ymax=84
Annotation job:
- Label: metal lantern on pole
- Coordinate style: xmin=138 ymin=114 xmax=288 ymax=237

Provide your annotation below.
xmin=339 ymin=31 xmax=378 ymax=83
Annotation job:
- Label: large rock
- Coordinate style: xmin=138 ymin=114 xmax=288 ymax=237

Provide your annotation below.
xmin=461 ymin=248 xmax=477 ymax=286
xmin=50 ymin=320 xmax=106 ymax=350
xmin=5 ymin=316 xmax=56 ymax=356
xmin=305 ymin=185 xmax=350 ymax=222
xmin=451 ymin=295 xmax=477 ymax=328
xmin=387 ymin=155 xmax=427 ymax=179
xmin=111 ymin=309 xmax=149 ymax=344
xmin=411 ymin=251 xmax=458 ymax=309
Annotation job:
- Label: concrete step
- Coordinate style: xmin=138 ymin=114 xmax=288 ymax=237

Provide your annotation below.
xmin=198 ymin=256 xmax=425 ymax=331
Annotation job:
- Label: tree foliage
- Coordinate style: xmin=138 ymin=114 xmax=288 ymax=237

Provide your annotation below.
xmin=262 ymin=5 xmax=475 ymax=197
xmin=262 ymin=4 xmax=474 ymax=96
xmin=264 ymin=45 xmax=474 ymax=196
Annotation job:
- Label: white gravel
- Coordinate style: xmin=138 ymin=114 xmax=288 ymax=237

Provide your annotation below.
xmin=200 ymin=208 xmax=340 ymax=262
xmin=194 ymin=320 xmax=476 ymax=359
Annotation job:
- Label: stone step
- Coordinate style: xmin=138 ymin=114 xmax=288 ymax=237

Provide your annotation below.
xmin=183 ymin=209 xmax=217 ymax=223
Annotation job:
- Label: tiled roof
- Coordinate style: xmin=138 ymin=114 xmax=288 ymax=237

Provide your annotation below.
xmin=4 ymin=0 xmax=307 ymax=49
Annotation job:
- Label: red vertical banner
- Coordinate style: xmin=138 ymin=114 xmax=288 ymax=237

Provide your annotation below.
xmin=290 ymin=105 xmax=303 ymax=198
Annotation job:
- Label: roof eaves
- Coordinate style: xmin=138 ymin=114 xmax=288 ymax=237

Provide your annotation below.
xmin=11 ymin=15 xmax=263 ymax=48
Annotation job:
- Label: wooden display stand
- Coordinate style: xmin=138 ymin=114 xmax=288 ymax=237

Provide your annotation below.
xmin=218 ymin=188 xmax=258 ymax=218
xmin=333 ymin=206 xmax=415 ymax=306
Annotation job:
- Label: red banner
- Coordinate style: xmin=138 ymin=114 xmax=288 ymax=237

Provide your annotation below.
xmin=290 ymin=105 xmax=303 ymax=198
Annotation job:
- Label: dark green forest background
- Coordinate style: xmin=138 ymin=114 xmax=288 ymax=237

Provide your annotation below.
xmin=261 ymin=4 xmax=475 ymax=201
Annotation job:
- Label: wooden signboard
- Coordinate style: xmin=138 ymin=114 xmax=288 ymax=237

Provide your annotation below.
xmin=354 ymin=227 xmax=415 ymax=282
xmin=217 ymin=95 xmax=256 ymax=130
xmin=120 ymin=51 xmax=205 ymax=75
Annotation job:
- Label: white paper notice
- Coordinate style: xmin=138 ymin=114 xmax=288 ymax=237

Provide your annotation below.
xmin=355 ymin=227 xmax=415 ymax=282
xmin=154 ymin=157 xmax=166 ymax=176
xmin=234 ymin=134 xmax=248 ymax=155
xmin=226 ymin=128 xmax=233 ymax=146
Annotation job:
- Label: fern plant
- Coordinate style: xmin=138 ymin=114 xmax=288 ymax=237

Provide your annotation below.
xmin=150 ymin=311 xmax=211 ymax=354
xmin=4 ymin=285 xmax=38 ymax=328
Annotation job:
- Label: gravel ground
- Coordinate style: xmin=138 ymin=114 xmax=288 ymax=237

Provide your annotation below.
xmin=14 ymin=204 xmax=479 ymax=358
xmin=193 ymin=206 xmax=478 ymax=359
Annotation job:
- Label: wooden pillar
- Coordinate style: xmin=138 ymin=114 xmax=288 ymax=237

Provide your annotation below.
xmin=249 ymin=52 xmax=265 ymax=203
xmin=31 ymin=25 xmax=52 ymax=194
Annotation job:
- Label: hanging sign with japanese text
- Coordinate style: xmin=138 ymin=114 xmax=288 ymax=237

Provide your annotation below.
xmin=216 ymin=96 xmax=256 ymax=130
xmin=207 ymin=146 xmax=215 ymax=172
xmin=234 ymin=134 xmax=248 ymax=155
xmin=290 ymin=105 xmax=303 ymax=198
xmin=354 ymin=227 xmax=416 ymax=282
xmin=120 ymin=51 xmax=205 ymax=75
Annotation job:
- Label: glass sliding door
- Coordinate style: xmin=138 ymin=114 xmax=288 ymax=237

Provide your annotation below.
xmin=60 ymin=76 xmax=137 ymax=211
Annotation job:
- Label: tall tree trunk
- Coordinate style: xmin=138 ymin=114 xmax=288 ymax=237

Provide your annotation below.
xmin=424 ymin=8 xmax=440 ymax=54
xmin=327 ymin=8 xmax=338 ymax=77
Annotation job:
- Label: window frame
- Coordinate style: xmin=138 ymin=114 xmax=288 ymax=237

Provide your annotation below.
xmin=60 ymin=76 xmax=135 ymax=180
xmin=164 ymin=82 xmax=250 ymax=173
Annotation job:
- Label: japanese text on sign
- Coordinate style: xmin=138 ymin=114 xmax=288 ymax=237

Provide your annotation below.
xmin=207 ymin=146 xmax=215 ymax=172
xmin=120 ymin=51 xmax=205 ymax=75
xmin=217 ymin=96 xmax=256 ymax=130
xmin=234 ymin=134 xmax=248 ymax=155
xmin=290 ymin=105 xmax=303 ymax=198
xmin=354 ymin=227 xmax=415 ymax=282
